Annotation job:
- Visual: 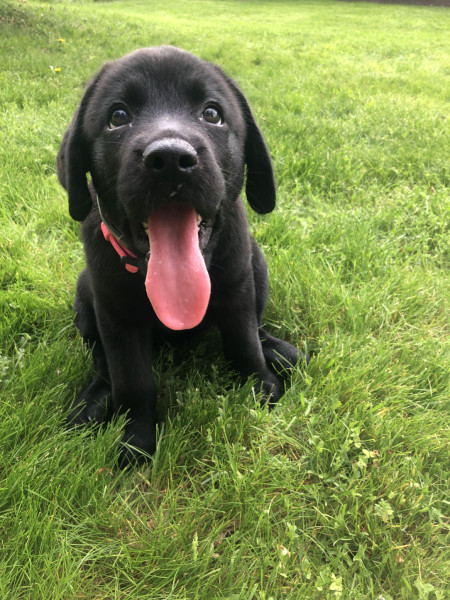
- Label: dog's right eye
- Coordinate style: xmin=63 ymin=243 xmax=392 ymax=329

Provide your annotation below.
xmin=109 ymin=108 xmax=132 ymax=129
xmin=202 ymin=105 xmax=223 ymax=125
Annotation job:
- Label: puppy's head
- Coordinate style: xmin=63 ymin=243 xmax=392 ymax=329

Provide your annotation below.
xmin=57 ymin=47 xmax=276 ymax=330
xmin=57 ymin=46 xmax=276 ymax=227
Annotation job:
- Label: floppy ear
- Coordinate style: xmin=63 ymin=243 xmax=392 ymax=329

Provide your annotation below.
xmin=57 ymin=70 xmax=106 ymax=221
xmin=228 ymin=80 xmax=276 ymax=214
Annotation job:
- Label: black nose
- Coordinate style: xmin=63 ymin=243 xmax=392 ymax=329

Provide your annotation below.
xmin=142 ymin=138 xmax=198 ymax=173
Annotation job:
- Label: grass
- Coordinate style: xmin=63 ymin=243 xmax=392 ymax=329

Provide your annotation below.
xmin=0 ymin=0 xmax=448 ymax=598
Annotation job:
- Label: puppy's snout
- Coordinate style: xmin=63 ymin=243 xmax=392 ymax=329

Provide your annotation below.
xmin=143 ymin=138 xmax=198 ymax=174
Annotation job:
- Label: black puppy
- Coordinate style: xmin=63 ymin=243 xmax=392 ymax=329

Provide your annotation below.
xmin=57 ymin=46 xmax=299 ymax=462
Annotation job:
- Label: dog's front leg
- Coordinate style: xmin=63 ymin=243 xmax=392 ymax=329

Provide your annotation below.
xmin=212 ymin=279 xmax=283 ymax=404
xmin=95 ymin=309 xmax=158 ymax=463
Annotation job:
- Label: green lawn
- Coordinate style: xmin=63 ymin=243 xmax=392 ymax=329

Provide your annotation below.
xmin=0 ymin=0 xmax=448 ymax=598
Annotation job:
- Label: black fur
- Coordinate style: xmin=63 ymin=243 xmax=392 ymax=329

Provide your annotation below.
xmin=57 ymin=47 xmax=299 ymax=463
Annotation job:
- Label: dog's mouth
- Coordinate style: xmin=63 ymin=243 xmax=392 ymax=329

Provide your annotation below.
xmin=132 ymin=203 xmax=213 ymax=331
xmin=138 ymin=211 xmax=212 ymax=250
xmin=144 ymin=211 xmax=203 ymax=231
xmin=134 ymin=210 xmax=212 ymax=248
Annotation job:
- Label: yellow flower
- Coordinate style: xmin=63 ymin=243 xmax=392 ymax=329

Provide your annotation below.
xmin=57 ymin=38 xmax=65 ymax=43
xmin=54 ymin=67 xmax=61 ymax=74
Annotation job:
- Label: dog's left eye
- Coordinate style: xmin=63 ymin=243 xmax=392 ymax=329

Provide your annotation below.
xmin=202 ymin=105 xmax=223 ymax=125
xmin=109 ymin=108 xmax=132 ymax=129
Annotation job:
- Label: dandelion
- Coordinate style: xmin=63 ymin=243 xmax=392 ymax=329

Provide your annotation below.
xmin=57 ymin=38 xmax=65 ymax=43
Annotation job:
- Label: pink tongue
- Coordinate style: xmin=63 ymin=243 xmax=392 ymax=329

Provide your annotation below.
xmin=145 ymin=203 xmax=211 ymax=330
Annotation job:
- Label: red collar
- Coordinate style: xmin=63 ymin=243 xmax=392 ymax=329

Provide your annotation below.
xmin=100 ymin=222 xmax=139 ymax=274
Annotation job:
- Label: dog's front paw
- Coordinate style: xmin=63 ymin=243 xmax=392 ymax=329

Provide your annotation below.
xmin=67 ymin=376 xmax=111 ymax=426
xmin=256 ymin=372 xmax=284 ymax=408
xmin=260 ymin=328 xmax=307 ymax=376
xmin=119 ymin=417 xmax=158 ymax=466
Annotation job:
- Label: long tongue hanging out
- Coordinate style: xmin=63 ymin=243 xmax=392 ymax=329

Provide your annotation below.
xmin=145 ymin=203 xmax=211 ymax=330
